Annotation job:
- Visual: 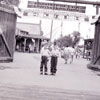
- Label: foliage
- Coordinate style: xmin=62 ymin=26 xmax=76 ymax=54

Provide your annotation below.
xmin=55 ymin=35 xmax=73 ymax=47
xmin=72 ymin=31 xmax=81 ymax=46
xmin=55 ymin=31 xmax=81 ymax=47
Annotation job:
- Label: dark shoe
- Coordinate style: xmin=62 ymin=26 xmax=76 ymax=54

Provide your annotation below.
xmin=50 ymin=73 xmax=53 ymax=75
xmin=44 ymin=73 xmax=48 ymax=75
xmin=40 ymin=72 xmax=43 ymax=75
xmin=50 ymin=73 xmax=55 ymax=75
xmin=53 ymin=73 xmax=56 ymax=76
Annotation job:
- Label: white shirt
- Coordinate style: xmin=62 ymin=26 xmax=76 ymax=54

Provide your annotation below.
xmin=51 ymin=46 xmax=59 ymax=57
xmin=41 ymin=47 xmax=50 ymax=57
xmin=64 ymin=47 xmax=70 ymax=54
xmin=68 ymin=47 xmax=75 ymax=55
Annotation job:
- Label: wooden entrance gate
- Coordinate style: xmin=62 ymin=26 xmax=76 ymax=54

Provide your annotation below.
xmin=0 ymin=4 xmax=17 ymax=62
xmin=87 ymin=16 xmax=100 ymax=69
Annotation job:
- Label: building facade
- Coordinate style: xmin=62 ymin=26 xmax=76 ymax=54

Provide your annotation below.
xmin=16 ymin=22 xmax=49 ymax=53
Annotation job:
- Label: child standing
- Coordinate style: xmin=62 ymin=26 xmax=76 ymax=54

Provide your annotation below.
xmin=40 ymin=42 xmax=50 ymax=75
xmin=50 ymin=42 xmax=59 ymax=75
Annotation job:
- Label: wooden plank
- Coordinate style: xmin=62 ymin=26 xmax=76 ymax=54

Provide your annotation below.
xmin=0 ymin=57 xmax=13 ymax=62
xmin=91 ymin=22 xmax=100 ymax=65
xmin=0 ymin=4 xmax=17 ymax=61
xmin=0 ymin=33 xmax=12 ymax=57
xmin=47 ymin=0 xmax=100 ymax=5
xmin=12 ymin=14 xmax=17 ymax=55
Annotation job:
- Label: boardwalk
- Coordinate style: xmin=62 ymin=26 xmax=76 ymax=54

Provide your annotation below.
xmin=0 ymin=52 xmax=100 ymax=100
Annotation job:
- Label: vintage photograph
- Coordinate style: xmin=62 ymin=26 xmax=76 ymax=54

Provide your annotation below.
xmin=0 ymin=0 xmax=100 ymax=99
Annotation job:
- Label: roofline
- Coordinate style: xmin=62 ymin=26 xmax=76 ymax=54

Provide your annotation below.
xmin=16 ymin=28 xmax=29 ymax=33
xmin=16 ymin=34 xmax=50 ymax=40
xmin=84 ymin=38 xmax=94 ymax=41
xmin=17 ymin=22 xmax=40 ymax=26
xmin=46 ymin=0 xmax=100 ymax=5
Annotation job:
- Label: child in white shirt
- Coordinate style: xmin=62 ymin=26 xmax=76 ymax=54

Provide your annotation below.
xmin=40 ymin=43 xmax=50 ymax=75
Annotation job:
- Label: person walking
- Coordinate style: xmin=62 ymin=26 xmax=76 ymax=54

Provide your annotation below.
xmin=63 ymin=45 xmax=70 ymax=64
xmin=75 ymin=46 xmax=81 ymax=59
xmin=40 ymin=42 xmax=50 ymax=75
xmin=68 ymin=46 xmax=75 ymax=64
xmin=50 ymin=42 xmax=59 ymax=75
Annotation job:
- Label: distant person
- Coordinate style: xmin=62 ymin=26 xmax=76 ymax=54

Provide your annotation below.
xmin=29 ymin=43 xmax=33 ymax=53
xmin=50 ymin=42 xmax=59 ymax=75
xmin=68 ymin=46 xmax=75 ymax=64
xmin=75 ymin=46 xmax=80 ymax=59
xmin=86 ymin=50 xmax=91 ymax=60
xmin=34 ymin=46 xmax=37 ymax=53
xmin=40 ymin=42 xmax=50 ymax=75
xmin=63 ymin=45 xmax=70 ymax=64
xmin=61 ymin=47 xmax=65 ymax=59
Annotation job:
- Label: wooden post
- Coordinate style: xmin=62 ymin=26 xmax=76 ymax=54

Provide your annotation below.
xmin=37 ymin=39 xmax=40 ymax=53
xmin=87 ymin=5 xmax=100 ymax=69
xmin=96 ymin=6 xmax=99 ymax=15
xmin=23 ymin=38 xmax=27 ymax=52
xmin=92 ymin=20 xmax=100 ymax=65
xmin=87 ymin=17 xmax=100 ymax=69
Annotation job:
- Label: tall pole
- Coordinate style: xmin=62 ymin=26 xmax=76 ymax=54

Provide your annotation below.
xmin=96 ymin=5 xmax=99 ymax=15
xmin=37 ymin=0 xmax=39 ymax=7
xmin=50 ymin=1 xmax=55 ymax=42
xmin=61 ymin=21 xmax=63 ymax=37
xmin=78 ymin=22 xmax=80 ymax=32
xmin=50 ymin=19 xmax=53 ymax=42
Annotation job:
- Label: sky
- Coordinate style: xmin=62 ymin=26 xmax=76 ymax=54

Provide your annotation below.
xmin=17 ymin=0 xmax=99 ymax=44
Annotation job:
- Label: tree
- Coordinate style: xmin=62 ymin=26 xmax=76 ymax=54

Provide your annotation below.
xmin=55 ymin=34 xmax=73 ymax=47
xmin=71 ymin=31 xmax=81 ymax=46
xmin=55 ymin=31 xmax=81 ymax=48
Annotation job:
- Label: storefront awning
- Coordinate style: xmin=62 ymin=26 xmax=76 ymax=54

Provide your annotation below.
xmin=16 ymin=34 xmax=50 ymax=40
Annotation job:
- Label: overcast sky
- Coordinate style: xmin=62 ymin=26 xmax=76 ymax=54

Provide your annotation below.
xmin=18 ymin=0 xmax=98 ymax=43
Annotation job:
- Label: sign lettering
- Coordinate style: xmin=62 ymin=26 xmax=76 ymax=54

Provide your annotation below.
xmin=28 ymin=1 xmax=86 ymax=13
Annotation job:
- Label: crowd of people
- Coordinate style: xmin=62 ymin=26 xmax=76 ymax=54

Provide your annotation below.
xmin=40 ymin=41 xmax=82 ymax=76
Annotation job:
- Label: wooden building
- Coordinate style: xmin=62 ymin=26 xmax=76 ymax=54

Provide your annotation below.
xmin=0 ymin=3 xmax=17 ymax=62
xmin=16 ymin=22 xmax=49 ymax=53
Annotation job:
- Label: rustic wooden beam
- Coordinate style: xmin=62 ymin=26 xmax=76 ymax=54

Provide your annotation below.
xmin=1 ymin=34 xmax=12 ymax=57
xmin=47 ymin=0 xmax=100 ymax=5
xmin=0 ymin=3 xmax=15 ymax=14
xmin=0 ymin=57 xmax=13 ymax=62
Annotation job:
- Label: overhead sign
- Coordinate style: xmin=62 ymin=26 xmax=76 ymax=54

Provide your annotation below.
xmin=23 ymin=8 xmax=89 ymax=22
xmin=28 ymin=1 xmax=86 ymax=13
